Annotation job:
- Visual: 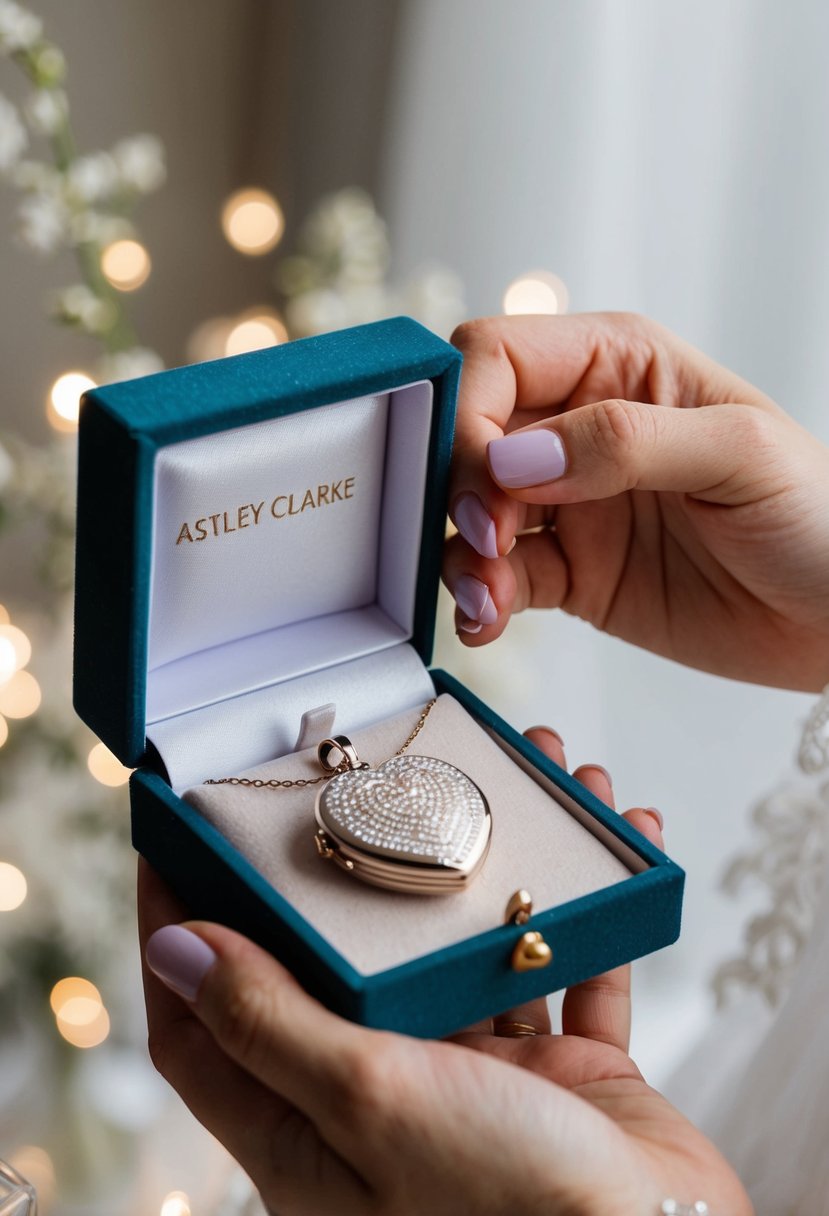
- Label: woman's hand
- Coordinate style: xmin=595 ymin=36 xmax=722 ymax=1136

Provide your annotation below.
xmin=443 ymin=313 xmax=829 ymax=693
xmin=140 ymin=729 xmax=751 ymax=1216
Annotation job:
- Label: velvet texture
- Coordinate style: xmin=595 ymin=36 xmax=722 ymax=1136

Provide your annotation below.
xmin=74 ymin=317 xmax=459 ymax=765
xmin=74 ymin=317 xmax=684 ymax=1037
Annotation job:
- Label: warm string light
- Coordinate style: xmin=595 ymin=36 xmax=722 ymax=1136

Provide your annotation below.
xmin=0 ymin=862 xmax=27 ymax=911
xmin=160 ymin=1191 xmax=192 ymax=1216
xmin=9 ymin=1146 xmax=56 ymax=1210
xmin=0 ymin=618 xmax=39 ymax=724
xmin=0 ymin=670 xmax=41 ymax=718
xmin=224 ymin=309 xmax=288 ymax=357
xmin=503 ymin=270 xmax=569 ymax=316
xmin=47 ymin=370 xmax=96 ymax=432
xmin=87 ymin=741 xmax=132 ymax=787
xmin=221 ymin=187 xmax=284 ymax=255
xmin=50 ymin=976 xmax=110 ymax=1048
xmin=100 ymin=238 xmax=151 ymax=291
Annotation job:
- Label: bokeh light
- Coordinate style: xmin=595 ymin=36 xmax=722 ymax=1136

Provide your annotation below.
xmin=503 ymin=270 xmax=569 ymax=316
xmin=56 ymin=1001 xmax=110 ymax=1048
xmin=224 ymin=310 xmax=288 ymax=357
xmin=0 ymin=862 xmax=27 ymax=911
xmin=160 ymin=1191 xmax=192 ymax=1216
xmin=50 ymin=976 xmax=102 ymax=1015
xmin=47 ymin=371 xmax=95 ymax=432
xmin=0 ymin=623 xmax=32 ymax=679
xmin=87 ymin=741 xmax=132 ymax=787
xmin=0 ymin=636 xmax=17 ymax=685
xmin=221 ymin=188 xmax=284 ymax=255
xmin=101 ymin=239 xmax=152 ymax=291
xmin=9 ymin=1146 xmax=55 ymax=1210
xmin=0 ymin=604 xmax=9 ymax=624
xmin=51 ymin=977 xmax=110 ymax=1048
xmin=0 ymin=670 xmax=41 ymax=718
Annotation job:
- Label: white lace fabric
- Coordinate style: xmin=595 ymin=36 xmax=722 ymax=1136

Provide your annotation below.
xmin=669 ymin=686 xmax=829 ymax=1214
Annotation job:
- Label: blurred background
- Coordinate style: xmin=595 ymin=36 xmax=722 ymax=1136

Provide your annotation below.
xmin=0 ymin=1 xmax=826 ymax=1212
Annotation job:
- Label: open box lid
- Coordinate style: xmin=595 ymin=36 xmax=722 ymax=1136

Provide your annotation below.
xmin=74 ymin=317 xmax=462 ymax=769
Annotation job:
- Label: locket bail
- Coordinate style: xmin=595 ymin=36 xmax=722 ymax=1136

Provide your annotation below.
xmin=318 ymin=735 xmax=366 ymax=774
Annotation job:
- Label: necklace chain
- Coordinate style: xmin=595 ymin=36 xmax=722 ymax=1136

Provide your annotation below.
xmin=203 ymin=699 xmax=437 ymax=790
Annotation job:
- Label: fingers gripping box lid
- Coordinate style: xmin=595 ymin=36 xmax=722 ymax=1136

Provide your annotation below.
xmin=73 ymin=316 xmax=684 ymax=1039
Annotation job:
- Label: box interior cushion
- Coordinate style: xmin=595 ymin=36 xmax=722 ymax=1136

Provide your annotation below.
xmin=181 ymin=693 xmax=639 ymax=975
xmin=144 ymin=381 xmax=433 ymax=781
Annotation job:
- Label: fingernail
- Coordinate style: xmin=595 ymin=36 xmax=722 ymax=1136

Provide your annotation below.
xmin=146 ymin=924 xmax=217 ymax=1002
xmin=580 ymin=763 xmax=613 ymax=788
xmin=526 ymin=725 xmax=565 ymax=747
xmin=488 ymin=430 xmax=567 ymax=488
xmin=453 ymin=574 xmax=498 ymax=625
xmin=453 ymin=492 xmax=499 ymax=560
xmin=457 ymin=618 xmax=483 ymax=635
xmin=644 ymin=806 xmax=664 ymax=830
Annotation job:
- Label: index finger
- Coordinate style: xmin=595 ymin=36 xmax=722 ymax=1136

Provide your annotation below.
xmin=447 ymin=312 xmax=646 ymax=559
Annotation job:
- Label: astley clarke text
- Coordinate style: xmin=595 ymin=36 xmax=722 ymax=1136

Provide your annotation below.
xmin=174 ymin=477 xmax=356 ymax=545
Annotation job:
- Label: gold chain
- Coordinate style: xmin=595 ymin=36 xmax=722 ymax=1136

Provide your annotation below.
xmin=204 ymin=699 xmax=437 ymax=790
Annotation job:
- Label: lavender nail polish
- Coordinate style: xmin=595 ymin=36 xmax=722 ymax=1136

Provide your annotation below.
xmin=488 ymin=430 xmax=567 ymax=488
xmin=458 ymin=618 xmax=483 ymax=635
xmin=454 ymin=574 xmax=498 ymax=625
xmin=453 ymin=492 xmax=498 ymax=559
xmin=645 ymin=806 xmax=664 ymax=830
xmin=146 ymin=924 xmax=217 ymax=1002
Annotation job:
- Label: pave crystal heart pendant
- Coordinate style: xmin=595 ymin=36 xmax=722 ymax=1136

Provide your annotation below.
xmin=314 ymin=740 xmax=491 ymax=894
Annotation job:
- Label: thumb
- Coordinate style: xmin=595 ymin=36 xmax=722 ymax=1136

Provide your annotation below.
xmin=486 ymin=397 xmax=787 ymax=507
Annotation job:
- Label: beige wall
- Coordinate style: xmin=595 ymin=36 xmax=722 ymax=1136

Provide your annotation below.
xmin=0 ymin=0 xmax=399 ymax=440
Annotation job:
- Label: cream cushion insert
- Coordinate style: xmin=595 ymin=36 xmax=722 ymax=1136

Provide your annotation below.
xmin=183 ymin=693 xmax=636 ymax=975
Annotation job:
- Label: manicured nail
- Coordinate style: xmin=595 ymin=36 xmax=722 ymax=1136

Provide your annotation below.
xmin=579 ymin=763 xmax=613 ymax=788
xmin=457 ymin=618 xmax=483 ymax=635
xmin=488 ymin=430 xmax=567 ymax=488
xmin=146 ymin=924 xmax=217 ymax=1002
xmin=644 ymin=806 xmax=664 ymax=830
xmin=527 ymin=726 xmax=565 ymax=747
xmin=453 ymin=492 xmax=498 ymax=559
xmin=453 ymin=574 xmax=498 ymax=625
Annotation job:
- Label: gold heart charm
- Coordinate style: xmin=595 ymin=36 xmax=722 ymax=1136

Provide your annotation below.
xmin=315 ymin=753 xmax=491 ymax=894
xmin=511 ymin=930 xmax=553 ymax=972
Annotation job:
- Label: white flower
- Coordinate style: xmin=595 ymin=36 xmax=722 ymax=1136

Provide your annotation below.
xmin=17 ymin=190 xmax=66 ymax=252
xmin=97 ymin=347 xmax=164 ymax=384
xmin=25 ymin=87 xmax=66 ymax=136
xmin=0 ymin=93 xmax=27 ymax=172
xmin=69 ymin=209 xmax=130 ymax=247
xmin=11 ymin=157 xmax=58 ymax=192
xmin=53 ymin=284 xmax=116 ymax=334
xmin=112 ymin=134 xmax=165 ymax=193
xmin=401 ymin=265 xmax=467 ymax=338
xmin=0 ymin=1 xmax=42 ymax=52
xmin=67 ymin=151 xmax=119 ymax=203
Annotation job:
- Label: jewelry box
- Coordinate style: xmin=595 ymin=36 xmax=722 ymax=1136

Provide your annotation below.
xmin=73 ymin=317 xmax=684 ymax=1038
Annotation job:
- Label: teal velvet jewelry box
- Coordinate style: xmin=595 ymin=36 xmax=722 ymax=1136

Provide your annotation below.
xmin=73 ymin=316 xmax=684 ymax=1039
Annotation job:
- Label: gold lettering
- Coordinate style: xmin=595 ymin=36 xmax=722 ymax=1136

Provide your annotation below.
xmin=179 ymin=476 xmax=357 ymax=552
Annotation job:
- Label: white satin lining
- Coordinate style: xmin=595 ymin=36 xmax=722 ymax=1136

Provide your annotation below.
xmin=144 ymin=381 xmax=435 ymax=789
